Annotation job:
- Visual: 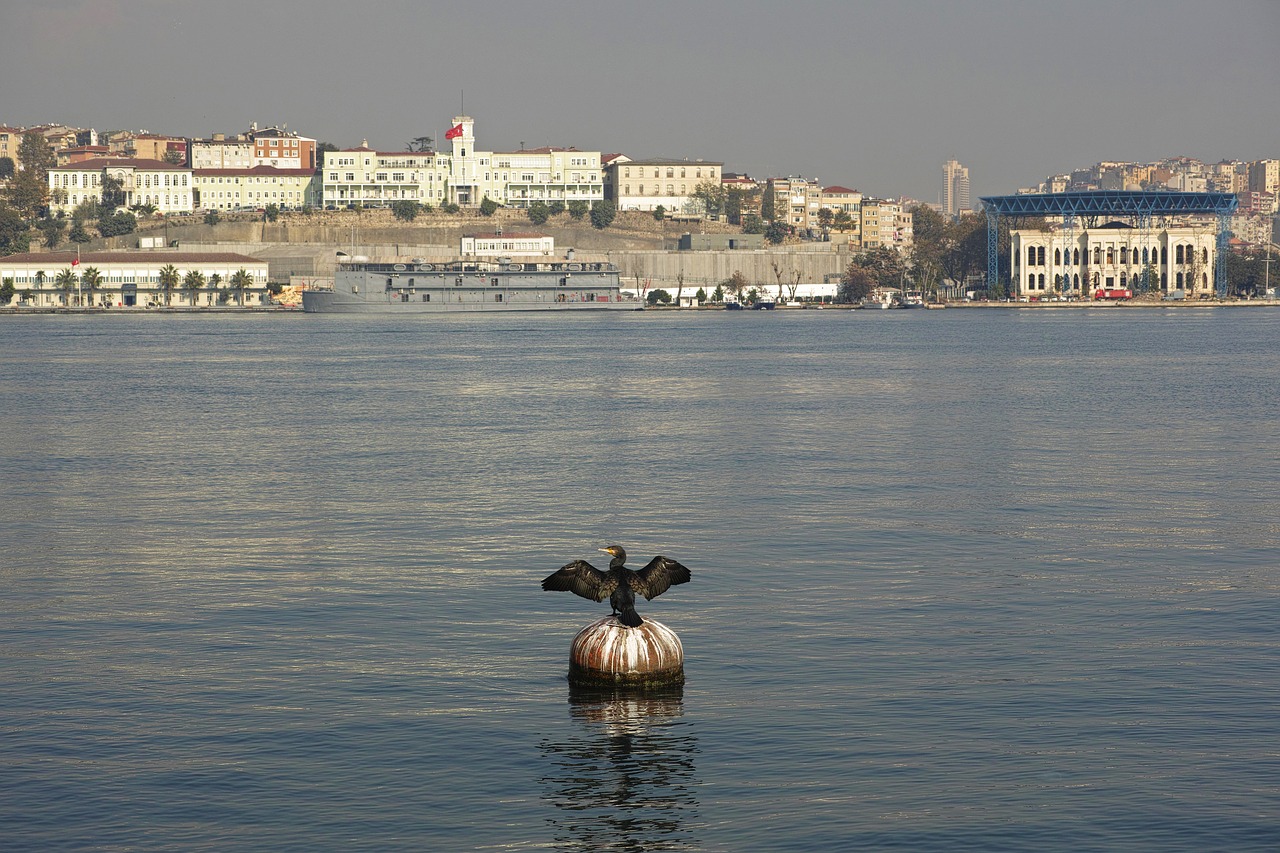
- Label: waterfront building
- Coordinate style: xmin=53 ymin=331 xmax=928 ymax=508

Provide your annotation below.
xmin=48 ymin=157 xmax=194 ymax=215
xmin=192 ymin=166 xmax=318 ymax=211
xmin=0 ymin=251 xmax=270 ymax=308
xmin=1010 ymin=220 xmax=1218 ymax=299
xmin=942 ymin=159 xmax=970 ymax=218
xmin=446 ymin=116 xmax=604 ymax=210
xmin=321 ymin=143 xmax=449 ymax=208
xmin=766 ymin=177 xmax=823 ymax=231
xmin=606 ymin=156 xmax=722 ymax=214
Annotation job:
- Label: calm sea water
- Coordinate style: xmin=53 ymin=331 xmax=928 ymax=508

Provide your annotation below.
xmin=2 ymin=308 xmax=1277 ymax=852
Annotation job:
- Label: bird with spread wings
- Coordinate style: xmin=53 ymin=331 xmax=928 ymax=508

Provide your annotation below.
xmin=541 ymin=545 xmax=691 ymax=627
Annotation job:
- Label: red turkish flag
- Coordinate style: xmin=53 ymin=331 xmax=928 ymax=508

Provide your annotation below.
xmin=445 ymin=123 xmax=463 ymax=140
xmin=71 ymin=257 xmax=80 ymax=266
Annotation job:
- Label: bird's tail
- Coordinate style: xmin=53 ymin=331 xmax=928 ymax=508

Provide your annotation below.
xmin=618 ymin=606 xmax=643 ymax=628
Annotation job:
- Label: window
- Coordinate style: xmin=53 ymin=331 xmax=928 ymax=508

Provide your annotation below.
xmin=1037 ymin=246 xmax=1045 ymax=266
xmin=1176 ymin=245 xmax=1183 ymax=264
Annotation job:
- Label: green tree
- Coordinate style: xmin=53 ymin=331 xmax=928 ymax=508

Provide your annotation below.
xmin=203 ymin=209 xmax=221 ymax=226
xmin=0 ymin=157 xmax=14 ymax=179
xmin=725 ymin=187 xmax=747 ymax=226
xmin=406 ymin=136 xmax=434 ymax=152
xmin=5 ymin=132 xmax=55 ymax=219
xmin=479 ymin=197 xmax=500 ymax=217
xmin=853 ymin=246 xmax=906 ymax=291
xmin=691 ymin=178 xmax=726 ymax=218
xmin=1 ymin=277 xmax=15 ymax=306
xmin=548 ymin=201 xmax=565 ymax=217
xmin=100 ymin=174 xmax=127 ymax=212
xmin=764 ymin=220 xmax=788 ymax=245
xmin=839 ymin=262 xmax=876 ymax=303
xmin=163 ymin=148 xmax=186 ymax=166
xmin=653 ymin=205 xmax=666 ymax=221
xmin=0 ymin=205 xmax=31 ymax=253
xmin=566 ymin=200 xmax=588 ymax=220
xmin=97 ymin=211 xmax=137 ymax=237
xmin=184 ymin=269 xmax=206 ymax=306
xmin=725 ymin=271 xmax=748 ymax=302
xmin=741 ymin=214 xmax=764 ymax=234
xmin=589 ymin=199 xmax=616 ymax=229
xmin=646 ymin=288 xmax=672 ymax=306
xmin=264 ymin=204 xmax=280 ymax=222
xmin=208 ymin=273 xmax=223 ymax=303
xmin=230 ymin=268 xmax=253 ymax=305
xmin=391 ymin=200 xmax=420 ymax=222
xmin=527 ymin=200 xmax=550 ymax=225
xmin=158 ymin=264 xmax=180 ymax=306
xmin=55 ymin=268 xmax=77 ymax=305
xmin=68 ymin=219 xmax=93 ymax=243
xmin=80 ymin=266 xmax=103 ymax=306
xmin=760 ymin=182 xmax=777 ymax=222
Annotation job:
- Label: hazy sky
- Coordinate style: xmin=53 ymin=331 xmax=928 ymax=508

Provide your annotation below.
xmin=3 ymin=0 xmax=1277 ymax=202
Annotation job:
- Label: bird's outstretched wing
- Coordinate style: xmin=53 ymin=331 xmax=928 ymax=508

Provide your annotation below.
xmin=628 ymin=556 xmax=691 ymax=601
xmin=541 ymin=560 xmax=617 ymax=602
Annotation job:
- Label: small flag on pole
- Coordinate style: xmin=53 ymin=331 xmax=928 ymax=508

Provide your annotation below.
xmin=445 ymin=123 xmax=464 ymax=140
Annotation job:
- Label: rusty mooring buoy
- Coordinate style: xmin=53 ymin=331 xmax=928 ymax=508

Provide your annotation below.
xmin=567 ymin=616 xmax=685 ymax=688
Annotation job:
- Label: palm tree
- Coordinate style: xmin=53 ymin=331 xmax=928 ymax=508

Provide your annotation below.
xmin=158 ymin=264 xmax=180 ymax=307
xmin=32 ymin=270 xmax=46 ymax=305
xmin=54 ymin=268 xmax=77 ymax=306
xmin=230 ymin=268 xmax=252 ymax=306
xmin=208 ymin=273 xmax=223 ymax=305
xmin=183 ymin=270 xmax=206 ymax=307
xmin=80 ymin=266 xmax=103 ymax=306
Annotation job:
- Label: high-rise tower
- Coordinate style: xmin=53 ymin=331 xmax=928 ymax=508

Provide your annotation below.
xmin=943 ymin=159 xmax=970 ymax=219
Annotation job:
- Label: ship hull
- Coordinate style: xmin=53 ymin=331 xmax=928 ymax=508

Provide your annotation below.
xmin=302 ymin=258 xmax=640 ymax=314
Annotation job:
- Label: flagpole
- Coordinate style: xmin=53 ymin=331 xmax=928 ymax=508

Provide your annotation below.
xmin=75 ymin=246 xmax=81 ymax=308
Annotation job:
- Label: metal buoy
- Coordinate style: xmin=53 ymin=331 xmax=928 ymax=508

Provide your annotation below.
xmin=567 ymin=616 xmax=685 ymax=688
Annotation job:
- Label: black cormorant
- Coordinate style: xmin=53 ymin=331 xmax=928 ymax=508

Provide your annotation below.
xmin=541 ymin=546 xmax=691 ymax=627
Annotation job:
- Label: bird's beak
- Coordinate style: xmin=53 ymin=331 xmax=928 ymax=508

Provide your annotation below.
xmin=599 ymin=547 xmax=612 ymax=554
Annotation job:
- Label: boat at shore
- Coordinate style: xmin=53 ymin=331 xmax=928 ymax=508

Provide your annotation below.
xmin=302 ymin=255 xmax=641 ymax=313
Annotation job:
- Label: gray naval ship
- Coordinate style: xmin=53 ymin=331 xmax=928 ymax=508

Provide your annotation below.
xmin=302 ymin=254 xmax=641 ymax=313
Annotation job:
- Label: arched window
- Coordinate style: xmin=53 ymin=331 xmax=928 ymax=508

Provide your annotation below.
xmin=1177 ymin=272 xmax=1184 ymax=287
xmin=1055 ymin=248 xmax=1061 ymax=265
xmin=1107 ymin=247 xmax=1114 ymax=265
xmin=1039 ymin=274 xmax=1045 ymax=288
xmin=1202 ymin=248 xmax=1209 ymax=263
xmin=1093 ymin=247 xmax=1101 ymax=265
xmin=1161 ymin=246 xmax=1167 ymax=264
xmin=666 ymin=168 xmax=674 ymax=178
xmin=1037 ymin=246 xmax=1045 ymax=266
xmin=1203 ymin=272 xmax=1209 ymax=287
xmin=1028 ymin=247 xmax=1036 ymax=266
xmin=1142 ymin=247 xmax=1148 ymax=264
xmin=1074 ymin=248 xmax=1080 ymax=265
xmin=1073 ymin=274 xmax=1080 ymax=288
xmin=1120 ymin=246 xmax=1128 ymax=264
xmin=1176 ymin=245 xmax=1184 ymax=264
xmin=1120 ymin=272 xmax=1127 ymax=287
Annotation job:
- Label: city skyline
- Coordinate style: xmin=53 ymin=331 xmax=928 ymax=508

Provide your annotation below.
xmin=2 ymin=0 xmax=1278 ymax=202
